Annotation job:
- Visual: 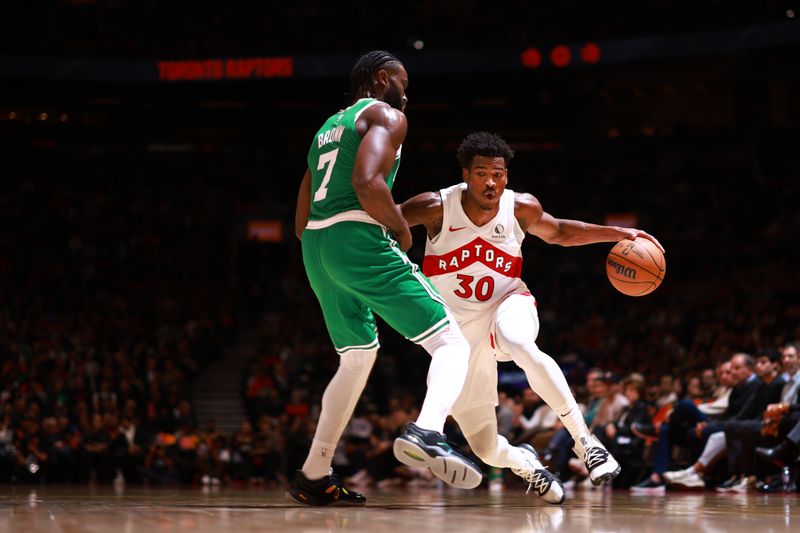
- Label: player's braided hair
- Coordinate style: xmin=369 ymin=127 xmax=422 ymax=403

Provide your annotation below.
xmin=456 ymin=132 xmax=515 ymax=169
xmin=350 ymin=50 xmax=402 ymax=100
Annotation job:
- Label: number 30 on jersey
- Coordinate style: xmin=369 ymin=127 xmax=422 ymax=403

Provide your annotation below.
xmin=453 ymin=274 xmax=495 ymax=301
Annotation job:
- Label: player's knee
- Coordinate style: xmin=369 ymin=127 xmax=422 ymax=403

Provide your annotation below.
xmin=339 ymin=349 xmax=377 ymax=371
xmin=418 ymin=325 xmax=469 ymax=358
xmin=496 ymin=330 xmax=540 ymax=361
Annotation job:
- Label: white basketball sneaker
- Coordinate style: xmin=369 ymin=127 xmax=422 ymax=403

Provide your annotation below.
xmin=512 ymin=444 xmax=565 ymax=504
xmin=663 ymin=466 xmax=694 ymax=484
xmin=573 ymin=435 xmax=621 ymax=486
xmin=670 ymin=469 xmax=705 ymax=490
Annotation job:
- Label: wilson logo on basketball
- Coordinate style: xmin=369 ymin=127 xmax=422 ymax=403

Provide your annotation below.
xmin=607 ymin=258 xmax=637 ymax=279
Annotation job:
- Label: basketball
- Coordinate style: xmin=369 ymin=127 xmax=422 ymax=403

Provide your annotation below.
xmin=606 ymin=238 xmax=666 ymax=296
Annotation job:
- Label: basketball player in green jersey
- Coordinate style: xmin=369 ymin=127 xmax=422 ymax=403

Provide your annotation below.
xmin=288 ymin=51 xmax=481 ymax=506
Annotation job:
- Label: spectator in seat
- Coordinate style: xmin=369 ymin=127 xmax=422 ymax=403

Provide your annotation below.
xmin=81 ymin=414 xmax=113 ymax=484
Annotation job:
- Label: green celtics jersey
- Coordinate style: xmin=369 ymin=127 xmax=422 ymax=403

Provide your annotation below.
xmin=306 ymin=98 xmax=402 ymax=221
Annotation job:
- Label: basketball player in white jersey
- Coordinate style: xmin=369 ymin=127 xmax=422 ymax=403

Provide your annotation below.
xmin=398 ymin=132 xmax=663 ymax=503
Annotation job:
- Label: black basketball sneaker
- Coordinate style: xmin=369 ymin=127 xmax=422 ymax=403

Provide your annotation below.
xmin=285 ymin=470 xmax=366 ymax=506
xmin=393 ymin=422 xmax=483 ymax=489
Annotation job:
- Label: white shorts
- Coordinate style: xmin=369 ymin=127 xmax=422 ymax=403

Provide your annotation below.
xmin=450 ymin=291 xmax=539 ymax=417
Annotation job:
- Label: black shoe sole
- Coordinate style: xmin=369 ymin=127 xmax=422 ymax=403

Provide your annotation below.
xmin=284 ymin=490 xmax=366 ymax=507
xmin=285 ymin=490 xmax=312 ymax=506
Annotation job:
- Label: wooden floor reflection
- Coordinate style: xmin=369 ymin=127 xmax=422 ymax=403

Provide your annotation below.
xmin=0 ymin=484 xmax=797 ymax=532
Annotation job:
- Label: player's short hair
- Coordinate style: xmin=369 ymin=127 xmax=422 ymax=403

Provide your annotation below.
xmin=456 ymin=131 xmax=515 ymax=169
xmin=350 ymin=50 xmax=402 ymax=98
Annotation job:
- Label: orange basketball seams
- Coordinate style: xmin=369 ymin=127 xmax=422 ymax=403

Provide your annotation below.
xmin=606 ymin=238 xmax=666 ymax=296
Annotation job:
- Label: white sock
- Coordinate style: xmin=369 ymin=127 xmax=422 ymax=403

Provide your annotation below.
xmin=556 ymin=402 xmax=594 ymax=453
xmin=302 ymin=440 xmax=336 ymax=480
xmin=415 ymin=320 xmax=470 ymax=433
xmin=301 ymin=349 xmax=376 ymax=480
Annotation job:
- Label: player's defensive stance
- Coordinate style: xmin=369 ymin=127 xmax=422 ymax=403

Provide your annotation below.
xmin=289 ymin=52 xmax=481 ymax=507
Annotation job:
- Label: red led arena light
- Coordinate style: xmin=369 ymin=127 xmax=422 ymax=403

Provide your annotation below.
xmin=580 ymin=43 xmax=601 ymax=64
xmin=520 ymin=47 xmax=542 ymax=69
xmin=550 ymin=45 xmax=571 ymax=67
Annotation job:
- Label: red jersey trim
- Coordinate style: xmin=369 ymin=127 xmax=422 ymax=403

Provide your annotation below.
xmin=423 ymin=237 xmax=523 ymax=278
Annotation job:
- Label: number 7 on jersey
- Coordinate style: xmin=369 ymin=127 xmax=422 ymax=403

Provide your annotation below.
xmin=313 ymin=149 xmax=339 ymax=202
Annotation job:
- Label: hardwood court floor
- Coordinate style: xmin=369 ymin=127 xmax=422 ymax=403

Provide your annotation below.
xmin=0 ymin=484 xmax=797 ymax=532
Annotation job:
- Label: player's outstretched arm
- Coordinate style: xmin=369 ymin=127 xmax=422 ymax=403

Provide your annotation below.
xmin=516 ymin=192 xmax=664 ymax=252
xmin=352 ymin=104 xmax=413 ymax=250
xmin=295 ymin=168 xmax=312 ymax=240
xmin=400 ymin=192 xmax=444 ymax=239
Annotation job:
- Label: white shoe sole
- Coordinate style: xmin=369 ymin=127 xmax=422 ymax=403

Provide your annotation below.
xmin=589 ymin=460 xmax=621 ymax=486
xmin=393 ymin=437 xmax=483 ymax=489
xmin=514 ymin=468 xmax=565 ymax=504
xmin=669 ymin=480 xmax=705 ymax=491
xmin=539 ymin=486 xmax=566 ymax=505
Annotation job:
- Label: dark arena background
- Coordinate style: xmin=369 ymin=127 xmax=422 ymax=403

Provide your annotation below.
xmin=2 ymin=2 xmax=800 ymax=532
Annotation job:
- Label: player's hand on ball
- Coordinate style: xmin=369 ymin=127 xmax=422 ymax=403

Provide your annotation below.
xmin=619 ymin=228 xmax=664 ymax=254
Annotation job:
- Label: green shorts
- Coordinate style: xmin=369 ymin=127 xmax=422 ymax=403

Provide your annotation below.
xmin=302 ymin=221 xmax=450 ymax=354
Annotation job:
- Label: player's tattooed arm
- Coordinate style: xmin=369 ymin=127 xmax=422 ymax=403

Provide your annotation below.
xmin=400 ymin=192 xmax=444 ymax=239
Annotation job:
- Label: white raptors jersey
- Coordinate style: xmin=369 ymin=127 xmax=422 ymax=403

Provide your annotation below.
xmin=423 ymin=183 xmax=530 ymax=320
